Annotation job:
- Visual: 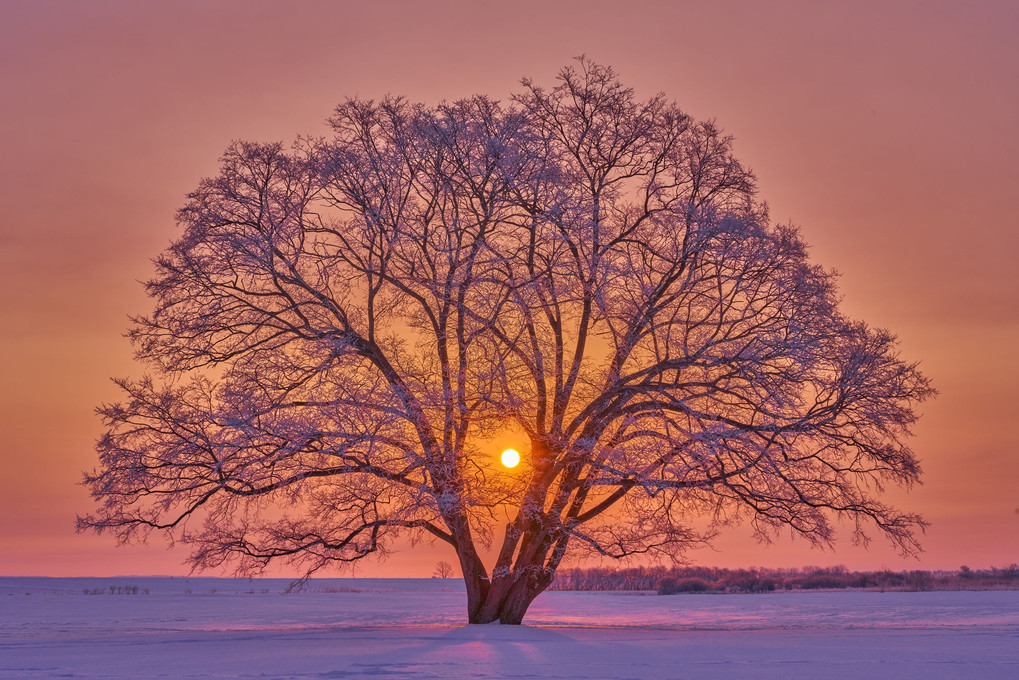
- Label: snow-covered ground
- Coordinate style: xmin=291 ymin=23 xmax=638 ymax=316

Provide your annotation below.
xmin=1 ymin=577 xmax=1016 ymax=679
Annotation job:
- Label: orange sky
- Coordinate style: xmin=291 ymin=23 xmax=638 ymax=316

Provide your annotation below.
xmin=1 ymin=0 xmax=1016 ymax=577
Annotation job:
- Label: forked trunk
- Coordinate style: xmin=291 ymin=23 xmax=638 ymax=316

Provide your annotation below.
xmin=453 ymin=450 xmax=562 ymax=624
xmin=463 ymin=567 xmax=555 ymax=624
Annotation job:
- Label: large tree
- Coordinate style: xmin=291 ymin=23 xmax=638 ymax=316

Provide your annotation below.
xmin=80 ymin=60 xmax=933 ymax=624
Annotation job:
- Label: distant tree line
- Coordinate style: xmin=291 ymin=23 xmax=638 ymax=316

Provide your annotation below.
xmin=548 ymin=564 xmax=1019 ymax=593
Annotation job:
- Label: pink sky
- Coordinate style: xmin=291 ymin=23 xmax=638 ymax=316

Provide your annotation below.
xmin=1 ymin=0 xmax=1016 ymax=577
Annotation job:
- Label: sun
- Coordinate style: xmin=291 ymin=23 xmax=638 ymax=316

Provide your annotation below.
xmin=500 ymin=448 xmax=521 ymax=468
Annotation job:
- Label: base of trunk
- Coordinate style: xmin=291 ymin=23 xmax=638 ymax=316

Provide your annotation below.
xmin=467 ymin=577 xmax=547 ymax=624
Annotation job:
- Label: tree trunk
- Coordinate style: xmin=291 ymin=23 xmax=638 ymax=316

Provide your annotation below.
xmin=466 ymin=568 xmax=554 ymax=624
xmin=453 ymin=438 xmax=561 ymax=624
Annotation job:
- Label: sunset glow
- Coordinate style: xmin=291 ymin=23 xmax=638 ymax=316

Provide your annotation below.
xmin=501 ymin=449 xmax=521 ymax=469
xmin=0 ymin=1 xmax=1016 ymax=579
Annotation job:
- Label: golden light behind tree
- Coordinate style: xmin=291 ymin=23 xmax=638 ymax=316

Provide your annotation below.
xmin=501 ymin=449 xmax=521 ymax=468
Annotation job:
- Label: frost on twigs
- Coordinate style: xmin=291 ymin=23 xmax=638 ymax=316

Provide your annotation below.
xmin=79 ymin=58 xmax=934 ymax=624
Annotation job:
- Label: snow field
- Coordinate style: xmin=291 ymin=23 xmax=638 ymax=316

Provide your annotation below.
xmin=1 ymin=578 xmax=1016 ymax=679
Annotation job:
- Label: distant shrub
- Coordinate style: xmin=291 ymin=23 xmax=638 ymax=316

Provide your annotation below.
xmin=86 ymin=585 xmax=143 ymax=595
xmin=850 ymin=574 xmax=880 ymax=588
xmin=799 ymin=575 xmax=849 ymax=590
xmin=906 ymin=571 xmax=934 ymax=591
xmin=316 ymin=586 xmax=365 ymax=593
xmin=993 ymin=564 xmax=1018 ymax=580
xmin=658 ymin=578 xmax=711 ymax=595
xmin=874 ymin=571 xmax=907 ymax=590
xmin=721 ymin=575 xmax=776 ymax=594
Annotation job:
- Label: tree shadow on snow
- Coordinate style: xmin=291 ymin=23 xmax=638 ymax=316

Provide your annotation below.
xmin=419 ymin=625 xmax=584 ymax=670
xmin=315 ymin=625 xmax=647 ymax=678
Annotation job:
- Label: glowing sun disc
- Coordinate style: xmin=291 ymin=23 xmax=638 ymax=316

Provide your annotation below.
xmin=501 ymin=449 xmax=521 ymax=468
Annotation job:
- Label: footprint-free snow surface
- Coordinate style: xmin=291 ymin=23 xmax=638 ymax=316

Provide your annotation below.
xmin=2 ymin=577 xmax=1016 ymax=679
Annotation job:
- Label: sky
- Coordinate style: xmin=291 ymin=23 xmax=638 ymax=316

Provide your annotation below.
xmin=1 ymin=0 xmax=1016 ymax=577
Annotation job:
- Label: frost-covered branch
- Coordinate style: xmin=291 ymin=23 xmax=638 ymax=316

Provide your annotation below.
xmin=81 ymin=59 xmax=934 ymax=624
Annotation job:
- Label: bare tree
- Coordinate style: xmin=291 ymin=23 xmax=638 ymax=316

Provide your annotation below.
xmin=433 ymin=560 xmax=455 ymax=579
xmin=79 ymin=59 xmax=934 ymax=624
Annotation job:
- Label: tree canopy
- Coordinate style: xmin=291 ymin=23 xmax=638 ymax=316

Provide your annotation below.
xmin=80 ymin=59 xmax=934 ymax=624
